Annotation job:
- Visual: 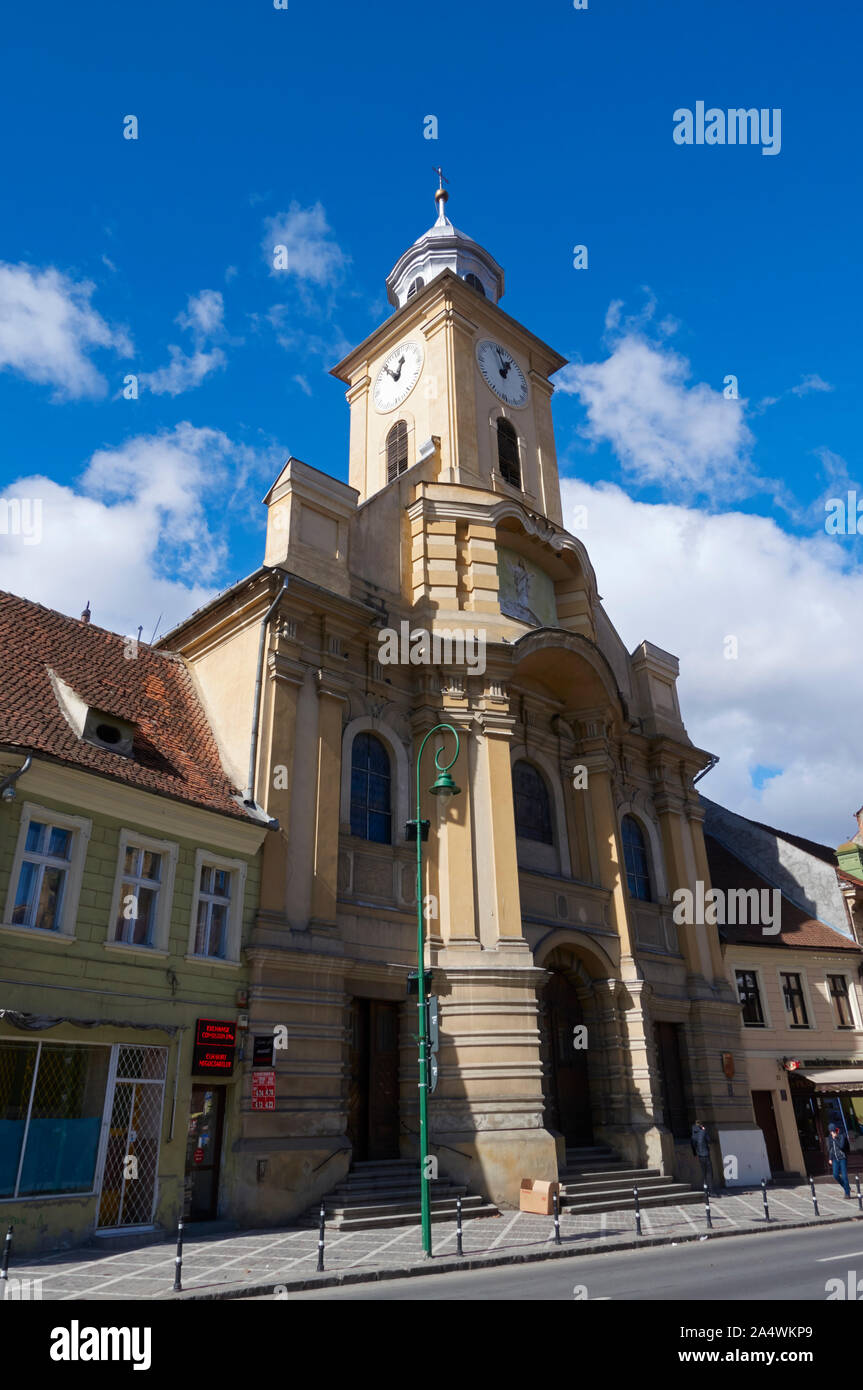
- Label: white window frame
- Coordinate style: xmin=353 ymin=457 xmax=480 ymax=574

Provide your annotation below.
xmin=187 ymin=849 xmax=246 ymax=965
xmin=2 ymin=801 xmax=91 ymax=940
xmin=105 ymin=829 xmax=178 ymax=954
xmin=776 ymin=966 xmax=815 ymax=1030
xmin=733 ymin=964 xmax=771 ymax=1029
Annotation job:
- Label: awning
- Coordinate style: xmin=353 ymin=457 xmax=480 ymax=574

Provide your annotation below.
xmin=793 ymin=1068 xmax=863 ymax=1093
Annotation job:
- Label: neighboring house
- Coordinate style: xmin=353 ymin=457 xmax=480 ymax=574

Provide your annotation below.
xmin=0 ymin=594 xmax=269 ymax=1254
xmin=703 ymin=797 xmax=863 ymax=1180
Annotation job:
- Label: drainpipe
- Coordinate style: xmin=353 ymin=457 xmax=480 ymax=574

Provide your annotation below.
xmin=244 ymin=575 xmax=290 ymax=807
xmin=693 ymin=755 xmax=719 ymax=786
xmin=0 ymin=755 xmax=32 ymax=802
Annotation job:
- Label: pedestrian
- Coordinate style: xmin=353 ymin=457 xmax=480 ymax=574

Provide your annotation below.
xmin=691 ymin=1120 xmax=716 ymax=1196
xmin=826 ymin=1122 xmax=851 ymax=1198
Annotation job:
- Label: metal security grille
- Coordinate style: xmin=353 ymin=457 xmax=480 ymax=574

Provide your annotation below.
xmin=97 ymin=1046 xmax=167 ymax=1229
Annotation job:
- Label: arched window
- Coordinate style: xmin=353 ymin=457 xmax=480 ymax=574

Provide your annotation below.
xmin=350 ymin=733 xmax=392 ymax=843
xmin=621 ymin=815 xmax=652 ymax=901
xmin=407 ymin=277 xmax=424 ymax=300
xmin=497 ymin=418 xmax=521 ymax=488
xmin=513 ymin=760 xmax=553 ymax=844
xmin=386 ymin=420 xmax=409 ymax=482
xmin=464 ymin=273 xmax=485 ymax=296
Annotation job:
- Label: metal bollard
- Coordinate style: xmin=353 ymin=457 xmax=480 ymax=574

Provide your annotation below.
xmin=809 ymin=1176 xmax=820 ymax=1217
xmin=172 ymin=1218 xmax=184 ymax=1293
xmin=552 ymin=1189 xmax=561 ymax=1246
xmin=856 ymin=1174 xmax=862 ymax=1213
xmin=704 ymin=1184 xmax=713 ymax=1230
xmin=317 ymin=1200 xmax=326 ymax=1272
xmin=0 ymin=1224 xmax=12 ymax=1283
xmin=761 ymin=1178 xmax=770 ymax=1222
xmin=633 ymin=1185 xmax=642 ymax=1237
xmin=456 ymin=1194 xmax=464 ymax=1257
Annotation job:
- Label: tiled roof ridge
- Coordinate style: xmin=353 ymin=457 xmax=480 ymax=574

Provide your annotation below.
xmin=0 ymin=588 xmax=185 ymax=664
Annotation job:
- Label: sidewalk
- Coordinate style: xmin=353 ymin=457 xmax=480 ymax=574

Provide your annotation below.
xmin=7 ymin=1181 xmax=862 ymax=1301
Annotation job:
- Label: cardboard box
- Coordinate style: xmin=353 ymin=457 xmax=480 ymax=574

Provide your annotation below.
xmin=519 ymin=1178 xmax=559 ymax=1215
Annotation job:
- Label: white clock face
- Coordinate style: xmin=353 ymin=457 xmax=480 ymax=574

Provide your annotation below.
xmin=476 ymin=339 xmax=529 ymax=408
xmin=373 ymin=340 xmax=423 ymax=412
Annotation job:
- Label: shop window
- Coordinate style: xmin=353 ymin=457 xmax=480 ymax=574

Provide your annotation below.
xmin=350 ymin=733 xmax=392 ymax=844
xmin=736 ymin=969 xmax=765 ymax=1027
xmin=781 ymin=972 xmax=809 ymax=1028
xmin=622 ymin=815 xmax=653 ymax=902
xmin=828 ymin=974 xmax=855 ymax=1028
xmin=0 ymin=1042 xmax=109 ymax=1198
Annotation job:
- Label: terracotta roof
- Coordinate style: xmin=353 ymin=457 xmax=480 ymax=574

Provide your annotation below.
xmin=838 ymin=868 xmax=863 ymax=889
xmin=705 ymin=833 xmax=859 ymax=952
xmin=0 ymin=590 xmax=249 ymax=820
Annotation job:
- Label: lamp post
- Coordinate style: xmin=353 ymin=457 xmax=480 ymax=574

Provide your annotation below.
xmin=412 ymin=722 xmax=461 ymax=1258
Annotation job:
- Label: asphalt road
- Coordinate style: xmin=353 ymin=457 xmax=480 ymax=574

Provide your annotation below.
xmin=244 ymin=1222 xmax=863 ymax=1300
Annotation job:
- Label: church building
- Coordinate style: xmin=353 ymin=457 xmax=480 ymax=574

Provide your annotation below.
xmin=159 ymin=184 xmax=756 ymax=1222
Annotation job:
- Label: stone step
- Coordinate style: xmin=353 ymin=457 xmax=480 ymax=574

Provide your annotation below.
xmin=565 ymin=1147 xmax=615 ymax=1158
xmin=331 ymin=1202 xmax=500 ymax=1232
xmin=327 ymin=1184 xmax=468 ymax=1206
xmin=561 ymin=1173 xmax=667 ymax=1195
xmin=560 ymin=1186 xmax=703 ymax=1215
xmin=323 ymin=1193 xmax=488 ymax=1221
xmin=559 ymin=1165 xmax=657 ymax=1182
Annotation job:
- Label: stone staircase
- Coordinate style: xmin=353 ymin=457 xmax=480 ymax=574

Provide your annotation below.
xmin=558 ymin=1144 xmax=702 ymax=1216
xmin=302 ymin=1158 xmax=499 ymax=1232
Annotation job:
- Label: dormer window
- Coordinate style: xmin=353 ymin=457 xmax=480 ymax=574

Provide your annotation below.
xmin=82 ymin=709 xmax=135 ymax=758
xmin=47 ymin=670 xmax=136 ymax=759
xmin=464 ymin=273 xmax=485 ymax=296
xmin=407 ymin=277 xmax=424 ymax=300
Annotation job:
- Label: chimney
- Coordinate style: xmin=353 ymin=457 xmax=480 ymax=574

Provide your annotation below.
xmin=856 ymin=806 xmax=863 ymax=844
xmin=80 ymin=601 xmax=91 ymax=625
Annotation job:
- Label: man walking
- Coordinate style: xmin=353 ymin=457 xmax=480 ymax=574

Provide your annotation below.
xmin=691 ymin=1120 xmax=716 ymax=1195
xmin=826 ymin=1122 xmax=851 ymax=1198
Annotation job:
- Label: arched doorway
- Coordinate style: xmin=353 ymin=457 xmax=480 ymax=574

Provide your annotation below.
xmin=541 ymin=969 xmax=593 ymax=1144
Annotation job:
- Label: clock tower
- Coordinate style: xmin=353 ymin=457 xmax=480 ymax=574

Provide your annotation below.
xmin=331 ymin=183 xmax=566 ymax=527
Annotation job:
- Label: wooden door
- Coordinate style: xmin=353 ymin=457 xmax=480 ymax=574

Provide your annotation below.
xmin=368 ymin=1001 xmax=400 ymax=1160
xmin=544 ymin=972 xmax=592 ymax=1144
xmin=655 ymin=1022 xmax=689 ymax=1139
xmin=752 ymin=1090 xmax=784 ymax=1172
xmin=347 ymin=998 xmax=400 ymax=1161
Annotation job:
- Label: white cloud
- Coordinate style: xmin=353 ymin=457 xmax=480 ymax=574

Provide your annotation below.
xmin=791 ymin=373 xmax=833 ymax=397
xmin=140 ymin=345 xmax=226 ymax=397
xmin=177 ymin=288 xmax=224 ymax=339
xmin=140 ymin=288 xmax=227 ymax=397
xmin=262 ymin=203 xmax=349 ymax=286
xmin=0 ymin=424 xmax=277 ymax=636
xmin=561 ymin=479 xmax=863 ymax=845
xmin=0 ymin=262 xmax=131 ymax=400
xmin=557 ymin=335 xmax=757 ymax=501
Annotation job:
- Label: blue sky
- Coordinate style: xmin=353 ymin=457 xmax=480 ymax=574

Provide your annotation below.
xmin=1 ymin=0 xmax=860 ymax=843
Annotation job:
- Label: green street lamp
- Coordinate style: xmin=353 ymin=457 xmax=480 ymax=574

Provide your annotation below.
xmin=413 ymin=722 xmax=461 ymax=1257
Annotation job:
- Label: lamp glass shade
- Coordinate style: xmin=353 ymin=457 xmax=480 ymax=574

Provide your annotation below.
xmin=429 ymin=769 xmax=460 ymax=797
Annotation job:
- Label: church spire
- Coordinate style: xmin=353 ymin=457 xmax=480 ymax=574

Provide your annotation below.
xmin=384 ymin=173 xmax=504 ymax=309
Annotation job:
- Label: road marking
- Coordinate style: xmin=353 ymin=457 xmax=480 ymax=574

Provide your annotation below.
xmin=817 ymin=1250 xmax=863 ymax=1262
xmin=488 ymin=1212 xmax=521 ymax=1249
